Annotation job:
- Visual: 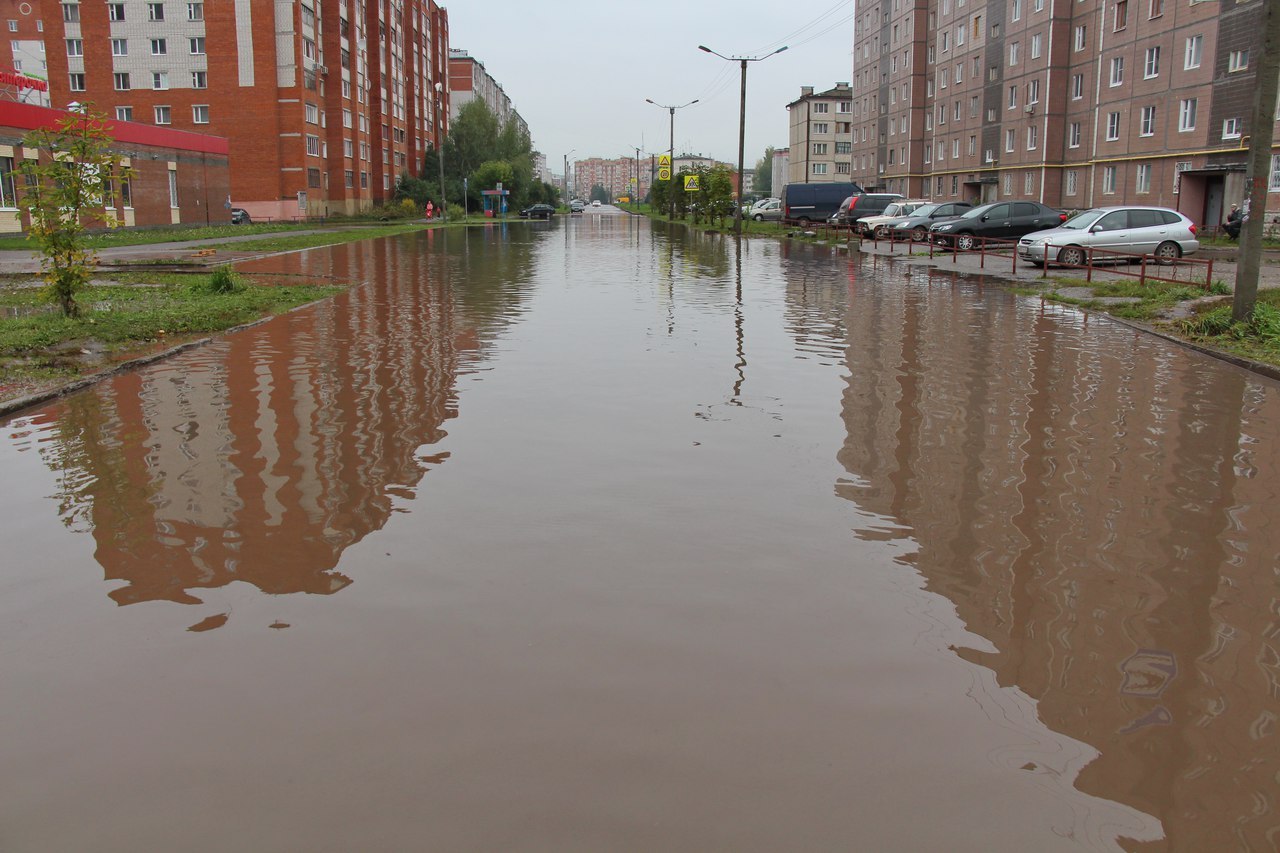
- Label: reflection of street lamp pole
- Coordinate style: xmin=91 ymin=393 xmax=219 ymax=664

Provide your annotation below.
xmin=697 ymin=44 xmax=788 ymax=235
xmin=434 ymin=82 xmax=446 ymax=218
xmin=564 ymin=149 xmax=575 ymax=205
xmin=645 ymin=98 xmax=698 ymax=220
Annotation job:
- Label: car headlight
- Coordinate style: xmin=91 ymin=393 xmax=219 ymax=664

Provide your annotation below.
xmin=935 ymin=223 xmax=954 ymax=231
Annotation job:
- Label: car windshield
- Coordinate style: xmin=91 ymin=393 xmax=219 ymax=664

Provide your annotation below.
xmin=907 ymin=204 xmax=940 ymax=218
xmin=1059 ymin=209 xmax=1105 ymax=229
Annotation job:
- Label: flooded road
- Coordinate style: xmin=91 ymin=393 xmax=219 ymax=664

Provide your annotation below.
xmin=1 ymin=216 xmax=1277 ymax=851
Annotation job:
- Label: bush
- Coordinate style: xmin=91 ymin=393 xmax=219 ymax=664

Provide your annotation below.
xmin=202 ymin=265 xmax=243 ymax=294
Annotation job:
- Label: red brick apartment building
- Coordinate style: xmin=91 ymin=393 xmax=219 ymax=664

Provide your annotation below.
xmin=573 ymin=156 xmax=653 ymax=202
xmin=30 ymin=0 xmax=448 ymax=221
xmin=851 ymin=0 xmax=1279 ymax=230
xmin=0 ymin=101 xmax=229 ymax=232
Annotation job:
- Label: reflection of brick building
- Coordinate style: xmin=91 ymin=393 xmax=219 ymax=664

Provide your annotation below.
xmin=851 ymin=0 xmax=1280 ymax=229
xmin=814 ymin=269 xmax=1280 ymax=849
xmin=38 ymin=0 xmax=449 ymax=220
xmin=0 ymin=101 xmax=229 ymax=232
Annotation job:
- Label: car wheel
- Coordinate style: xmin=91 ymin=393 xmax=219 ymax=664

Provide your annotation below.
xmin=955 ymin=233 xmax=976 ymax=251
xmin=797 ymin=217 xmax=812 ymax=227
xmin=1154 ymin=241 xmax=1181 ymax=265
xmin=874 ymin=226 xmax=889 ymax=239
xmin=1057 ymin=246 xmax=1085 ymax=267
xmin=911 ymin=226 xmax=927 ymax=242
xmin=753 ymin=213 xmax=764 ymax=221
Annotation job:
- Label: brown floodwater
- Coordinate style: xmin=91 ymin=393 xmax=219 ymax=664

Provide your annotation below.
xmin=1 ymin=216 xmax=1276 ymax=851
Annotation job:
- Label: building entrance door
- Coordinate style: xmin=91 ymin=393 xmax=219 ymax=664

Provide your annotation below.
xmin=1204 ymin=177 xmax=1225 ymax=230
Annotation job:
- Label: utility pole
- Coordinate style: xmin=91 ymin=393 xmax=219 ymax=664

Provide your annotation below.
xmin=646 ymin=98 xmax=699 ymax=219
xmin=1234 ymin=1 xmax=1280 ymax=321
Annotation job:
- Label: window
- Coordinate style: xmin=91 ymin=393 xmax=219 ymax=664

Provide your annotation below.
xmin=191 ymin=70 xmax=206 ymax=88
xmin=192 ymin=104 xmax=208 ymax=124
xmin=835 ymin=141 xmax=851 ymax=154
xmin=954 ymin=100 xmax=962 ymax=121
xmin=1140 ymin=105 xmax=1155 ymax=136
xmin=812 ymin=143 xmax=828 ymax=155
xmin=952 ymin=176 xmax=959 ymax=196
xmin=1074 ymin=26 xmax=1086 ymax=52
xmin=836 ymin=162 xmax=851 ymax=174
xmin=1270 ymin=154 xmax=1280 ymax=192
xmin=1024 ymin=172 xmax=1035 ymax=194
xmin=187 ymin=2 xmax=203 ymax=20
xmin=989 ymin=64 xmax=998 ymax=82
xmin=1009 ymin=42 xmax=1019 ymax=66
xmin=952 ymin=138 xmax=961 ymax=158
xmin=1027 ymin=126 xmax=1038 ymax=150
xmin=968 ymin=135 xmax=977 ymax=155
xmin=111 ymin=38 xmax=127 ymax=56
xmin=1031 ymin=34 xmax=1041 ymax=60
xmin=108 ymin=3 xmax=124 ymax=20
xmin=1136 ymin=163 xmax=1151 ymax=194
xmin=1144 ymin=46 xmax=1160 ymax=78
xmin=1179 ymin=98 xmax=1197 ymax=132
xmin=1184 ymin=35 xmax=1202 ymax=70
xmin=168 ymin=170 xmax=178 ymax=208
xmin=813 ymin=102 xmax=829 ymax=113
xmin=1072 ymin=74 xmax=1084 ymax=100
xmin=151 ymin=38 xmax=167 ymax=55
xmin=991 ymin=23 xmax=1000 ymax=38
xmin=987 ymin=108 xmax=996 ymax=122
xmin=66 ymin=39 xmax=82 ymax=57
xmin=1114 ymin=0 xmax=1127 ymax=30
xmin=812 ymin=163 xmax=827 ymax=175
xmin=1223 ymin=118 xmax=1242 ymax=140
xmin=62 ymin=3 xmax=79 ymax=23
xmin=1011 ymin=0 xmax=1022 ymax=21
xmin=970 ymin=95 xmax=980 ymax=116
xmin=1003 ymin=174 xmax=1013 ymax=195
xmin=1106 ymin=112 xmax=1120 ymax=140
xmin=305 ymin=102 xmax=319 ymax=123
xmin=941 ymin=31 xmax=949 ymax=52
xmin=1066 ymin=170 xmax=1078 ymax=196
xmin=1008 ymin=85 xmax=1018 ymax=109
xmin=114 ymin=72 xmax=130 ymax=90
xmin=68 ymin=72 xmax=84 ymax=91
xmin=1110 ymin=56 xmax=1124 ymax=86
xmin=813 ymin=122 xmax=829 ymax=134
xmin=1005 ymin=128 xmax=1015 ymax=152
xmin=189 ymin=37 xmax=204 ymax=54
xmin=115 ymin=106 xmax=132 ymax=121
xmin=0 ymin=157 xmax=16 ymax=209
xmin=1149 ymin=0 xmax=1163 ymax=18
xmin=924 ymin=147 xmax=932 ymax=164
xmin=1028 ymin=79 xmax=1040 ymax=104
xmin=154 ymin=105 xmax=171 ymax=125
xmin=152 ymin=71 xmax=168 ymax=89
xmin=1069 ymin=122 xmax=1081 ymax=147
xmin=1102 ymin=165 xmax=1116 ymax=194
xmin=955 ymin=63 xmax=962 ymax=84
xmin=148 ymin=2 xmax=164 ymax=21
xmin=1228 ymin=50 xmax=1249 ymax=73
xmin=5 ymin=21 xmax=13 ymax=32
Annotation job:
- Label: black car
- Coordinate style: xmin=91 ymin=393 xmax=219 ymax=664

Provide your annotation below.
xmin=929 ymin=201 xmax=1067 ymax=249
xmin=520 ymin=203 xmax=555 ymax=220
xmin=829 ymin=193 xmax=904 ymax=230
xmin=230 ymin=207 xmax=252 ymax=225
xmin=887 ymin=202 xmax=973 ymax=241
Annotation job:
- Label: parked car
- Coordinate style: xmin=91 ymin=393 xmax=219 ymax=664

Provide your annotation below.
xmin=829 ymin=193 xmax=906 ymax=230
xmin=856 ymin=200 xmax=930 ymax=238
xmin=749 ymin=198 xmax=783 ymax=221
xmin=569 ymin=200 xmax=585 ymax=213
xmin=888 ymin=202 xmax=974 ymax=241
xmin=1016 ymin=206 xmax=1198 ymax=266
xmin=230 ymin=207 xmax=252 ymax=225
xmin=929 ymin=201 xmax=1068 ymax=249
xmin=781 ymin=182 xmax=865 ymax=225
xmin=520 ymin=203 xmax=555 ymax=220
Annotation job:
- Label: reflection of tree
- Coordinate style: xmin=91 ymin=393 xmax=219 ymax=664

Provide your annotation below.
xmin=30 ymin=230 xmax=535 ymax=608
xmin=818 ymin=270 xmax=1280 ymax=849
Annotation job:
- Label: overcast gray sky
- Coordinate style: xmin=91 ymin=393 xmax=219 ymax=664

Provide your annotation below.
xmin=444 ymin=0 xmax=854 ymax=173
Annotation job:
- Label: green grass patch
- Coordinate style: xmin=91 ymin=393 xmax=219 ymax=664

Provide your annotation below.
xmin=1043 ymin=278 xmax=1210 ymax=320
xmin=197 ymin=223 xmax=426 ymax=253
xmin=1178 ymin=291 xmax=1280 ymax=363
xmin=0 ymin=222 xmax=311 ymax=251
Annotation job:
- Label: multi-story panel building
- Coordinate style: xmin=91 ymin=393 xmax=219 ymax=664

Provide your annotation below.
xmin=39 ymin=0 xmax=449 ymax=220
xmin=1 ymin=1 xmax=51 ymax=106
xmin=447 ymin=48 xmax=528 ymax=141
xmin=573 ymin=155 xmax=652 ymax=201
xmin=851 ymin=0 xmax=1278 ymax=229
xmin=786 ymin=83 xmax=853 ymax=183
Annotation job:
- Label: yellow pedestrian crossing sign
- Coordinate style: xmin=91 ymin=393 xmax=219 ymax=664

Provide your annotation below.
xmin=683 ymin=175 xmax=700 ymax=192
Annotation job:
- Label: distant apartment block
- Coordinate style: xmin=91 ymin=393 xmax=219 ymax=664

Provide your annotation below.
xmin=787 ymin=83 xmax=853 ymax=183
xmin=447 ymin=48 xmax=528 ymax=141
xmin=850 ymin=0 xmax=1280 ymax=229
xmin=0 ymin=4 xmax=50 ymax=106
xmin=36 ymin=0 xmax=451 ymax=220
xmin=574 ymin=155 xmax=651 ymax=200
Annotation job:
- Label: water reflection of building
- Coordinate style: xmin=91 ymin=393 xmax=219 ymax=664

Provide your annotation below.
xmin=807 ymin=264 xmax=1279 ymax=849
xmin=26 ymin=231 xmax=536 ymax=608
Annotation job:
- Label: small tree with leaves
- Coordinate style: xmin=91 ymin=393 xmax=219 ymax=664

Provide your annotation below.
xmin=17 ymin=108 xmax=134 ymax=318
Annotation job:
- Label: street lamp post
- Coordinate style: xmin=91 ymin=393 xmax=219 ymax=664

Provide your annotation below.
xmin=564 ymin=149 xmax=575 ymax=206
xmin=697 ymin=44 xmax=788 ymax=235
xmin=434 ymin=82 xmax=446 ymax=219
xmin=645 ymin=98 xmax=698 ymax=220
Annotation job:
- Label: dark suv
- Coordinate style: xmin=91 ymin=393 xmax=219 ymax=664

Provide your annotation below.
xmin=929 ymin=201 xmax=1067 ymax=249
xmin=829 ymin=193 xmax=904 ymax=230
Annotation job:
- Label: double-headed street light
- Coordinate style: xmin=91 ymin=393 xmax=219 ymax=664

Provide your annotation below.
xmin=645 ymin=97 xmax=698 ymax=220
xmin=697 ymin=44 xmax=788 ymax=235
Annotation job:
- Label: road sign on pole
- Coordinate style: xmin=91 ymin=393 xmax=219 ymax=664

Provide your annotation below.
xmin=683 ymin=175 xmax=700 ymax=192
xmin=658 ymin=167 xmax=671 ymax=181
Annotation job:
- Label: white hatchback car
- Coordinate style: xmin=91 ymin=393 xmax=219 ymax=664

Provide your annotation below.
xmin=1017 ymin=206 xmax=1199 ymax=266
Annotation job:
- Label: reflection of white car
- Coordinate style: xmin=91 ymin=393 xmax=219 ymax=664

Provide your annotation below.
xmin=592 ymin=200 xmax=601 ymax=207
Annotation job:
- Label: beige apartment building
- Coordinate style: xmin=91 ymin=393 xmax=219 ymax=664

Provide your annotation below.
xmin=851 ymin=0 xmax=1279 ymax=230
xmin=786 ymin=83 xmax=854 ymax=183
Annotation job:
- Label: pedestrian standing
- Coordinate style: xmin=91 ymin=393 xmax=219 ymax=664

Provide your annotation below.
xmin=425 ymin=199 xmax=434 ymax=221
